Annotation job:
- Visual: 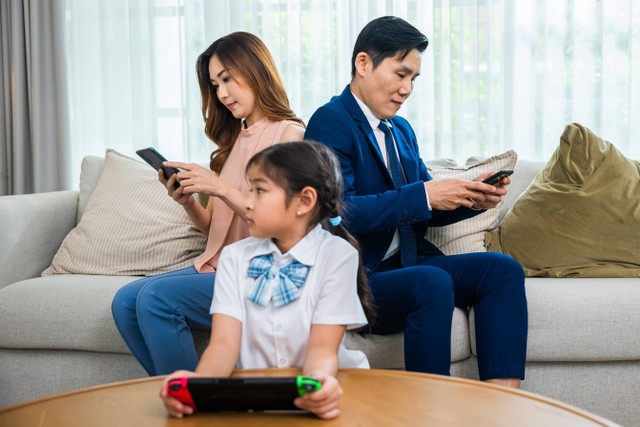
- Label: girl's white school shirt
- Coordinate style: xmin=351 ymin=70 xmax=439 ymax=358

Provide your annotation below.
xmin=211 ymin=224 xmax=369 ymax=370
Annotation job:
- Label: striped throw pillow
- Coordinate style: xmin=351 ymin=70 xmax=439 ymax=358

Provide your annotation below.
xmin=42 ymin=149 xmax=207 ymax=276
xmin=425 ymin=150 xmax=517 ymax=255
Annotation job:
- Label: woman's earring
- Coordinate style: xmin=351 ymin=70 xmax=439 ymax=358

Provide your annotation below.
xmin=297 ymin=211 xmax=302 ymax=216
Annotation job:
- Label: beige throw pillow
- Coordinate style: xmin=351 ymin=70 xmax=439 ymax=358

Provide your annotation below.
xmin=42 ymin=149 xmax=207 ymax=276
xmin=486 ymin=123 xmax=640 ymax=277
xmin=425 ymin=150 xmax=518 ymax=255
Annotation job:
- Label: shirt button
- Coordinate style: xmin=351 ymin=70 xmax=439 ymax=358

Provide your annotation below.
xmin=280 ymin=357 xmax=287 ymax=364
xmin=275 ymin=324 xmax=282 ymax=331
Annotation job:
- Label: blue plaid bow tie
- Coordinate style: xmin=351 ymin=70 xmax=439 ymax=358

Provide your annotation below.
xmin=247 ymin=254 xmax=310 ymax=307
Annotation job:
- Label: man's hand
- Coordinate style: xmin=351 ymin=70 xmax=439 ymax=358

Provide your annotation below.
xmin=425 ymin=177 xmax=507 ymax=211
xmin=472 ymin=171 xmax=510 ymax=209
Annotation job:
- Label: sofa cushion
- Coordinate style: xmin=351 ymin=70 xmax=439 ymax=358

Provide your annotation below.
xmin=42 ymin=149 xmax=207 ymax=276
xmin=77 ymin=155 xmax=105 ymax=223
xmin=486 ymin=123 xmax=640 ymax=277
xmin=0 ymin=275 xmax=136 ymax=353
xmin=0 ymin=275 xmax=474 ymax=363
xmin=469 ymin=278 xmax=640 ymax=361
xmin=425 ymin=150 xmax=517 ymax=255
xmin=498 ymin=159 xmax=546 ymax=223
xmin=344 ymin=307 xmax=471 ymax=368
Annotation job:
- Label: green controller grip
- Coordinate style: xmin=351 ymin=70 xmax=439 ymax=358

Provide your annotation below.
xmin=296 ymin=375 xmax=322 ymax=396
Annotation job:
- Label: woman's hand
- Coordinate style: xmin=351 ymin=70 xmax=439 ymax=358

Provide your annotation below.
xmin=164 ymin=161 xmax=231 ymax=198
xmin=158 ymin=169 xmax=193 ymax=206
xmin=159 ymin=370 xmax=197 ymax=418
xmin=294 ymin=372 xmax=343 ymax=419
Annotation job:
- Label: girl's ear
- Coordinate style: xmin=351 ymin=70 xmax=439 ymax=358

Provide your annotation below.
xmin=296 ymin=186 xmax=318 ymax=216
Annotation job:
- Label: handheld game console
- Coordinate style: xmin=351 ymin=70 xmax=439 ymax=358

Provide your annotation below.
xmin=166 ymin=375 xmax=322 ymax=412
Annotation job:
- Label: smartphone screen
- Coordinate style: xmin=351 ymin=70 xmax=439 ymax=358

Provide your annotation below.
xmin=482 ymin=169 xmax=513 ymax=185
xmin=136 ymin=147 xmax=180 ymax=189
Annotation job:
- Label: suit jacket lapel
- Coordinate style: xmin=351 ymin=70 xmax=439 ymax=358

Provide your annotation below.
xmin=338 ymin=86 xmax=394 ymax=184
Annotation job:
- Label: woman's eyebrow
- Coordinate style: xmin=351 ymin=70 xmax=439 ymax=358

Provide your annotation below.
xmin=210 ymin=69 xmax=227 ymax=83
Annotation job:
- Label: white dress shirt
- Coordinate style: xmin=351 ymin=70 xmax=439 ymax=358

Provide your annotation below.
xmin=351 ymin=92 xmax=431 ymax=260
xmin=211 ymin=224 xmax=369 ymax=369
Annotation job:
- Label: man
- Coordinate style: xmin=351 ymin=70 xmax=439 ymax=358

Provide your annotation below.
xmin=305 ymin=16 xmax=527 ymax=387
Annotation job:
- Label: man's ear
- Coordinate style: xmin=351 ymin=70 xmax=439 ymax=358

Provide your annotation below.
xmin=354 ymin=52 xmax=371 ymax=78
xmin=297 ymin=186 xmax=318 ymax=216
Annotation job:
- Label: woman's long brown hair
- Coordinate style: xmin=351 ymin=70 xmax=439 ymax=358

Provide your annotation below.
xmin=196 ymin=32 xmax=305 ymax=173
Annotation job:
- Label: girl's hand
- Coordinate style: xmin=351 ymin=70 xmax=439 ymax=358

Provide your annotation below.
xmin=294 ymin=373 xmax=343 ymax=419
xmin=159 ymin=370 xmax=197 ymax=418
xmin=158 ymin=169 xmax=193 ymax=206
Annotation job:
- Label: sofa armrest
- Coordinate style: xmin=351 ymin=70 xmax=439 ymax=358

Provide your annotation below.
xmin=0 ymin=191 xmax=79 ymax=289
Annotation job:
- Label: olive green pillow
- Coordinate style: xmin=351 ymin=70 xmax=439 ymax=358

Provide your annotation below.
xmin=486 ymin=123 xmax=640 ymax=277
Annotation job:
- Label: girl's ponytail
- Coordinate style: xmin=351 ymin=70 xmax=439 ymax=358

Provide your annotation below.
xmin=322 ymin=215 xmax=376 ymax=328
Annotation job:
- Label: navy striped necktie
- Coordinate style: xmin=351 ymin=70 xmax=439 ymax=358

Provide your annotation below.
xmin=378 ymin=120 xmax=417 ymax=266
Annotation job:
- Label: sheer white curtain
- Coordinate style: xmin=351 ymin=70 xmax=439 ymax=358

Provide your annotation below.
xmin=64 ymin=0 xmax=640 ymax=187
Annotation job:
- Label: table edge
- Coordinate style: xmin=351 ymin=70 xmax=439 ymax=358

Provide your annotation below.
xmin=0 ymin=368 xmax=621 ymax=426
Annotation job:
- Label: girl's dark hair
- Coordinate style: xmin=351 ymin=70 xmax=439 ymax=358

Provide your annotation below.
xmin=351 ymin=16 xmax=429 ymax=77
xmin=246 ymin=141 xmax=376 ymax=326
xmin=196 ymin=32 xmax=305 ymax=174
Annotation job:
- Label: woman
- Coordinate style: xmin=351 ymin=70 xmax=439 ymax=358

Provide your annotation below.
xmin=111 ymin=32 xmax=305 ymax=376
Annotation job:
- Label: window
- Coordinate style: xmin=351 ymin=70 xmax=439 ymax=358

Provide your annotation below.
xmin=65 ymin=0 xmax=640 ymax=187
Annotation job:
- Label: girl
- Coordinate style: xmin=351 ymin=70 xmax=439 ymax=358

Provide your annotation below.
xmin=111 ymin=32 xmax=305 ymax=376
xmin=161 ymin=141 xmax=376 ymax=420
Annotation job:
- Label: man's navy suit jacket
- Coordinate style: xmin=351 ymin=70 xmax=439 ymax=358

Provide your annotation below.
xmin=305 ymin=85 xmax=480 ymax=272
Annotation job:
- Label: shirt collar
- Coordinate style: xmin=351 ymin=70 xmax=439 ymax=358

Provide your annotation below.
xmin=252 ymin=224 xmax=324 ymax=267
xmin=350 ymin=90 xmax=392 ymax=132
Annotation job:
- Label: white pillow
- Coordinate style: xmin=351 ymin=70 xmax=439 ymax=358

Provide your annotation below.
xmin=425 ymin=150 xmax=518 ymax=255
xmin=42 ymin=149 xmax=207 ymax=276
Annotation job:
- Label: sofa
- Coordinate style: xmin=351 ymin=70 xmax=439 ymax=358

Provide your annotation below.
xmin=1 ymin=137 xmax=639 ymax=426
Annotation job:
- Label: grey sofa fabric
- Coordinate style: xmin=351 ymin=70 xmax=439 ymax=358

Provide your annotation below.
xmin=0 ymin=349 xmax=146 ymax=404
xmin=469 ymin=278 xmax=640 ymax=362
xmin=77 ymin=155 xmax=104 ymax=222
xmin=344 ymin=307 xmax=471 ymax=368
xmin=0 ymin=191 xmax=77 ymax=289
xmin=524 ymin=361 xmax=640 ymax=426
xmin=0 ymin=155 xmax=638 ymax=427
xmin=518 ymin=278 xmax=640 ymax=361
xmin=0 ymin=275 xmax=135 ymax=351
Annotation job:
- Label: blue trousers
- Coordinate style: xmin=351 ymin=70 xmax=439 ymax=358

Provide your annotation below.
xmin=111 ymin=267 xmax=215 ymax=376
xmin=368 ymin=252 xmax=527 ymax=380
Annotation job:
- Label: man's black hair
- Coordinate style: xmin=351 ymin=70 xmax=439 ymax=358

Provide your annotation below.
xmin=351 ymin=16 xmax=429 ymax=77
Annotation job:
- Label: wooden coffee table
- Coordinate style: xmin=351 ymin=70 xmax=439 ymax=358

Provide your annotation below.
xmin=0 ymin=368 xmax=619 ymax=426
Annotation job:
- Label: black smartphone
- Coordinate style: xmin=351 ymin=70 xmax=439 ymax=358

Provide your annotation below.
xmin=136 ymin=147 xmax=181 ymax=189
xmin=482 ymin=169 xmax=513 ymax=185
xmin=166 ymin=376 xmax=321 ymax=412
